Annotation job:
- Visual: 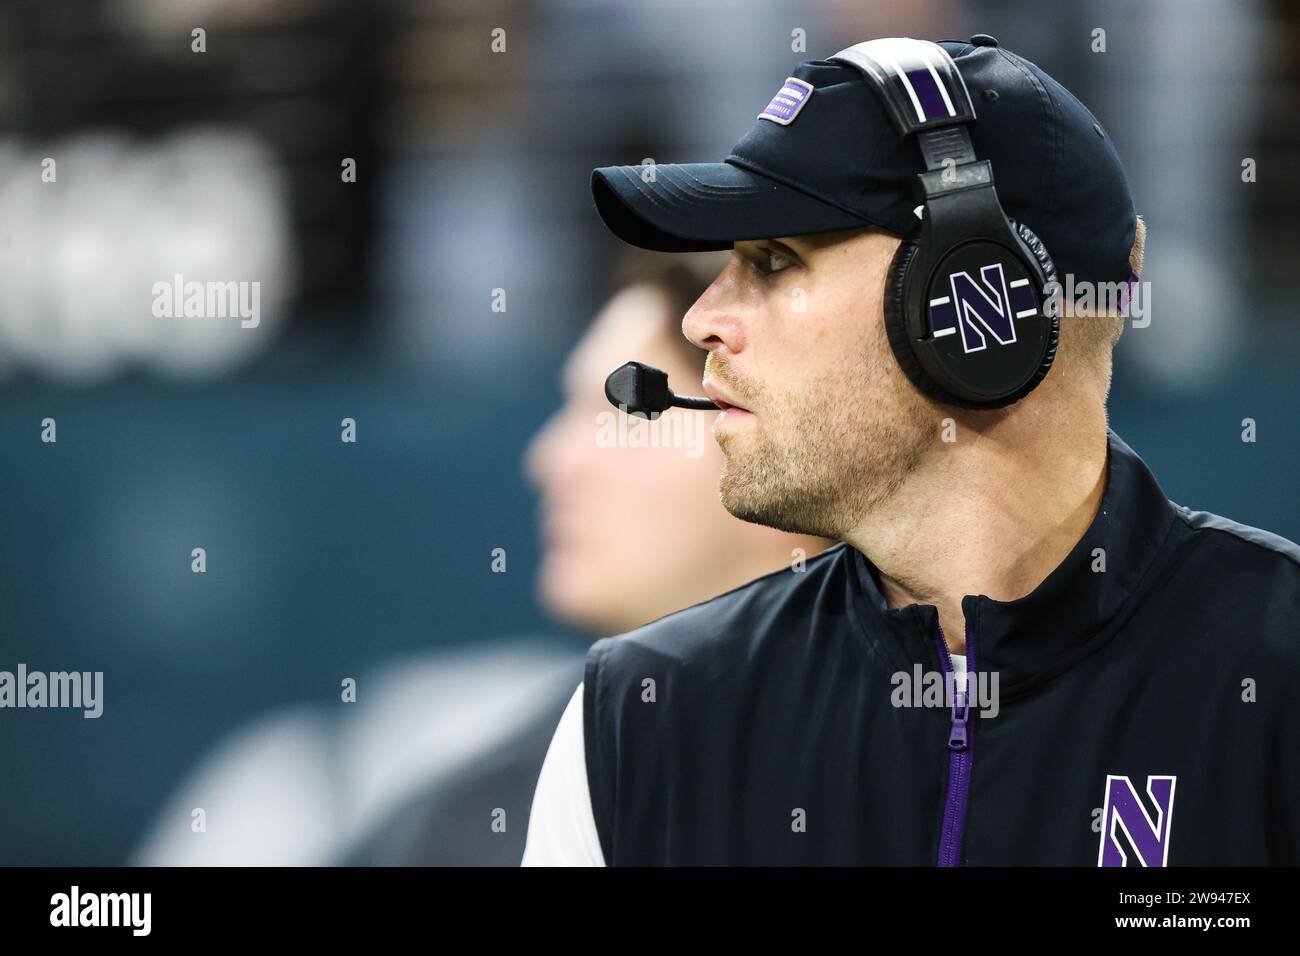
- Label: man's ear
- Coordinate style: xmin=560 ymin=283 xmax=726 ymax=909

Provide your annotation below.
xmin=1129 ymin=215 xmax=1146 ymax=276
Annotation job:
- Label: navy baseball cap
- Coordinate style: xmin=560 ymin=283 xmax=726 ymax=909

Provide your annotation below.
xmin=591 ymin=35 xmax=1137 ymax=286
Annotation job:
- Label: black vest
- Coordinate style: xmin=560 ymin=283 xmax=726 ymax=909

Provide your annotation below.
xmin=582 ymin=429 xmax=1300 ymax=865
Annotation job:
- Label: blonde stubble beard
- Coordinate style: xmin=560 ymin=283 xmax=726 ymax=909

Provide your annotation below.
xmin=712 ymin=331 xmax=938 ymax=541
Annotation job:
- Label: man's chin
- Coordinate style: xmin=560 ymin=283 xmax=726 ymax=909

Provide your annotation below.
xmin=718 ymin=472 xmax=840 ymax=539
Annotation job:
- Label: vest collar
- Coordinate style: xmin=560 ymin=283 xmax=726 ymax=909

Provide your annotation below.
xmin=848 ymin=428 xmax=1180 ymax=695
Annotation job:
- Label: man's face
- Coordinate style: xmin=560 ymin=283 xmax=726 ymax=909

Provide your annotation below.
xmin=682 ymin=227 xmax=939 ymax=539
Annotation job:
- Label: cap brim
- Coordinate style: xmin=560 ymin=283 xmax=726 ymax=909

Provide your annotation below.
xmin=591 ymin=161 xmax=876 ymax=252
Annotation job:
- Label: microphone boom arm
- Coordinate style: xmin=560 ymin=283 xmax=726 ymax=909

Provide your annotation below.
xmin=604 ymin=361 xmax=720 ymax=417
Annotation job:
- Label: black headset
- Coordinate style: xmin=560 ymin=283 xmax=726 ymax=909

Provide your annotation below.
xmin=829 ymin=38 xmax=1058 ymax=409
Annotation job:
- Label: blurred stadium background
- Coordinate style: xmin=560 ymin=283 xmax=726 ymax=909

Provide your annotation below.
xmin=0 ymin=0 xmax=1297 ymax=864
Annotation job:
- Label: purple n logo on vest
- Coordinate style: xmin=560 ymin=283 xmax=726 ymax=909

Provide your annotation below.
xmin=1097 ymin=774 xmax=1177 ymax=867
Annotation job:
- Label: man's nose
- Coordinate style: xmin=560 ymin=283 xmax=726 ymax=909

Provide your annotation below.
xmin=682 ymin=273 xmax=748 ymax=355
xmin=524 ymin=411 xmax=566 ymax=490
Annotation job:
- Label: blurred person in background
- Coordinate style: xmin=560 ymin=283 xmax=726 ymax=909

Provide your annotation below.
xmin=132 ymin=251 xmax=831 ymax=866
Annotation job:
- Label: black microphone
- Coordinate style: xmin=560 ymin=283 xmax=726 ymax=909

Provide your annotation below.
xmin=604 ymin=361 xmax=719 ymax=418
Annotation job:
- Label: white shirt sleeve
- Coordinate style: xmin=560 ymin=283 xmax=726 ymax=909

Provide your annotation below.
xmin=520 ymin=682 xmax=607 ymax=866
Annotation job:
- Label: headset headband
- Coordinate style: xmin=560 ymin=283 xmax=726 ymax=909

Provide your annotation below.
xmin=830 ymin=39 xmax=980 ymax=173
xmin=830 ymin=39 xmax=975 ymax=133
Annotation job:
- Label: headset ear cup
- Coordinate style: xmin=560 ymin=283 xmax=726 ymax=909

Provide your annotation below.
xmin=1009 ymin=219 xmax=1057 ymax=287
xmin=886 ymin=223 xmax=1061 ymax=408
xmin=1006 ymin=219 xmax=1060 ymax=400
xmin=883 ymin=240 xmax=949 ymax=403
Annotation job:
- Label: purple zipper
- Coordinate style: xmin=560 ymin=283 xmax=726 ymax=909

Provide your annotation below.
xmin=934 ymin=620 xmax=975 ymax=867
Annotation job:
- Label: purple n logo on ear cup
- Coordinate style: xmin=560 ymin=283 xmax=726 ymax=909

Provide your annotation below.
xmin=930 ymin=261 xmax=1019 ymax=352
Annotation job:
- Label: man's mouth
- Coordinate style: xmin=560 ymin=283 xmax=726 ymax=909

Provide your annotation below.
xmin=702 ymin=377 xmax=755 ymax=431
xmin=702 ymin=378 xmax=752 ymax=415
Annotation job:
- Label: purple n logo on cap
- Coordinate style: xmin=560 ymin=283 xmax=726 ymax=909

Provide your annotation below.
xmin=757 ymin=77 xmax=814 ymax=126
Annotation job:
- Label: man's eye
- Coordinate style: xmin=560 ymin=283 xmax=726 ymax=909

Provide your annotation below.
xmin=760 ymin=248 xmax=795 ymax=275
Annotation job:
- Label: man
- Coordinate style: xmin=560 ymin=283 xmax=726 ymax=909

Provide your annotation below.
xmin=133 ymin=252 xmax=827 ymax=866
xmin=522 ymin=36 xmax=1300 ymax=866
